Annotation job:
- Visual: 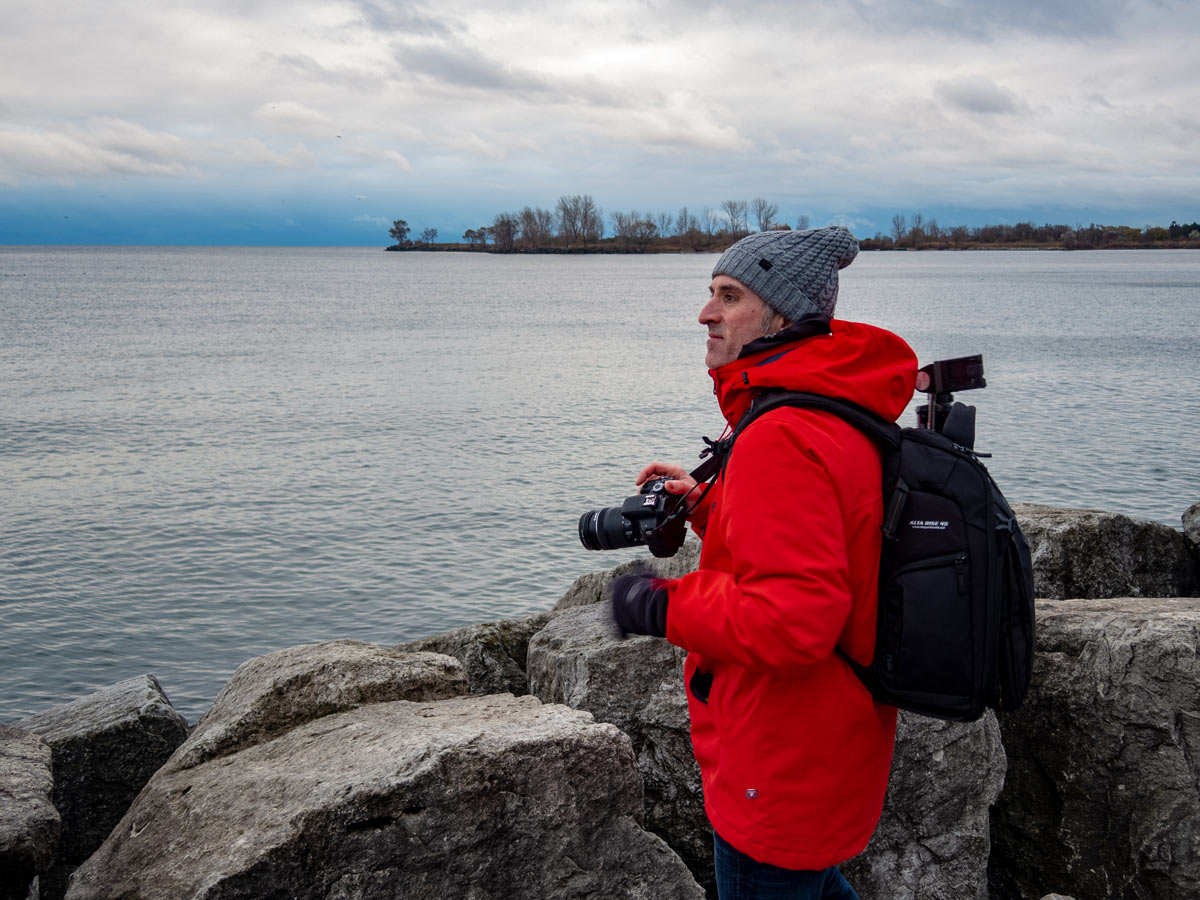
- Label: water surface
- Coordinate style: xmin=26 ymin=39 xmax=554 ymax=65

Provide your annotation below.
xmin=3 ymin=247 xmax=1197 ymax=720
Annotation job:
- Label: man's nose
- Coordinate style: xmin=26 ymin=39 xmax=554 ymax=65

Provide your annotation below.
xmin=699 ymin=298 xmax=719 ymax=323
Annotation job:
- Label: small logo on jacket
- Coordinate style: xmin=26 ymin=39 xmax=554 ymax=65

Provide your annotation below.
xmin=910 ymin=519 xmax=949 ymax=530
xmin=745 ymin=789 xmax=758 ymax=799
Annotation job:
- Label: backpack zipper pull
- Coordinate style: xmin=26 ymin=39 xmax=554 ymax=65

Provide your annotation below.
xmin=952 ymin=441 xmax=992 ymax=458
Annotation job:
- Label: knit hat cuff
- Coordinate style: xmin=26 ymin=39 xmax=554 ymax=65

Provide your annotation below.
xmin=712 ymin=245 xmax=818 ymax=322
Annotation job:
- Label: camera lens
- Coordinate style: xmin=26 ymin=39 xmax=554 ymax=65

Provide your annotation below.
xmin=578 ymin=506 xmax=639 ymax=551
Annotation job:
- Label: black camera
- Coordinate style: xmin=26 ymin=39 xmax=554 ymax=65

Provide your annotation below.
xmin=578 ymin=477 xmax=687 ymax=558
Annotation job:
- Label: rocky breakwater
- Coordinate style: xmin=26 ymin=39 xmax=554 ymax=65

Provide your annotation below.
xmin=989 ymin=598 xmax=1200 ymax=900
xmin=982 ymin=505 xmax=1200 ymax=899
xmin=59 ymin=639 xmax=704 ymax=900
xmin=1015 ymin=502 xmax=1199 ymax=600
xmin=2 ymin=499 xmax=1197 ymax=900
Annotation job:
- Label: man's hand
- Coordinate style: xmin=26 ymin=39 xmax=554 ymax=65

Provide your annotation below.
xmin=635 ymin=462 xmax=697 ymax=497
xmin=611 ymin=574 xmax=669 ymax=638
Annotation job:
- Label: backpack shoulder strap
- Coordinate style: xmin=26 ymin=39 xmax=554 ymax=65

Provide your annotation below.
xmin=736 ymin=390 xmax=904 ymax=451
xmin=735 ymin=390 xmax=910 ymax=539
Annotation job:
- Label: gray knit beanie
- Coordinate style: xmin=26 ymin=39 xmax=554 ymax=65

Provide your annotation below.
xmin=711 ymin=226 xmax=859 ymax=321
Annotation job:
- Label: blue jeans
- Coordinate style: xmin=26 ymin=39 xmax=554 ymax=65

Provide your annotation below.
xmin=713 ymin=831 xmax=860 ymax=900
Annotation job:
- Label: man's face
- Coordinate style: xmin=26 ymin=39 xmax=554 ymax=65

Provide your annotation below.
xmin=700 ymin=275 xmax=786 ymax=369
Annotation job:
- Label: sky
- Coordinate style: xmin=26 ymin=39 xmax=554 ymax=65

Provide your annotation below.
xmin=1 ymin=0 xmax=1198 ymax=245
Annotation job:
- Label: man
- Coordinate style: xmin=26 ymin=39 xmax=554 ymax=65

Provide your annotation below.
xmin=611 ymin=226 xmax=917 ymax=900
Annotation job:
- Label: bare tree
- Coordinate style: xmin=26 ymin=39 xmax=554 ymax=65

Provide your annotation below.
xmin=420 ymin=227 xmax=437 ymax=245
xmin=721 ymin=199 xmax=748 ymax=235
xmin=796 ymin=214 xmax=810 ymax=231
xmin=556 ymin=194 xmax=603 ymax=247
xmin=890 ymin=214 xmax=908 ymax=244
xmin=677 ymin=206 xmax=701 ymax=250
xmin=610 ymin=210 xmax=629 ymax=240
xmin=751 ymin=197 xmax=779 ymax=232
xmin=656 ymin=211 xmax=674 ymax=238
xmin=702 ymin=207 xmax=720 ymax=237
xmin=909 ymin=212 xmax=925 ymax=249
xmin=612 ymin=210 xmax=657 ymax=251
xmin=519 ymin=206 xmax=553 ymax=248
xmin=556 ymin=195 xmax=582 ymax=245
xmin=491 ymin=213 xmax=519 ymax=252
xmin=579 ymin=194 xmax=603 ymax=246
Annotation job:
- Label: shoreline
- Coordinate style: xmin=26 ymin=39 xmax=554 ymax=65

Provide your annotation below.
xmin=386 ymin=241 xmax=1200 ymax=254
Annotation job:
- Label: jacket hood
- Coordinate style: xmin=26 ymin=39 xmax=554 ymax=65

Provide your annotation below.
xmin=708 ymin=316 xmax=918 ymax=426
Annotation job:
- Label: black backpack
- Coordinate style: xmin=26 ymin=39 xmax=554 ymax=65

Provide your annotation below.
xmin=709 ymin=390 xmax=1035 ymax=722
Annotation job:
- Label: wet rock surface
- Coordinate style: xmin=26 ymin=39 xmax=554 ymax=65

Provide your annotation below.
xmin=16 ymin=675 xmax=188 ymax=900
xmin=396 ymin=612 xmax=557 ymax=696
xmin=165 ymin=639 xmax=467 ymax=773
xmin=0 ymin=725 xmax=60 ymax=900
xmin=65 ymin=694 xmax=705 ymax=900
xmin=990 ymin=598 xmax=1200 ymax=900
xmin=1014 ymin=503 xmax=1199 ymax=599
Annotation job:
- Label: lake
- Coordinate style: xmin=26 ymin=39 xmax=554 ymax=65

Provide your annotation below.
xmin=2 ymin=246 xmax=1198 ymax=721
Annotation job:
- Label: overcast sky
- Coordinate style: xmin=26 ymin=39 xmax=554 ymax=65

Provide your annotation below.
xmin=2 ymin=0 xmax=1197 ymax=244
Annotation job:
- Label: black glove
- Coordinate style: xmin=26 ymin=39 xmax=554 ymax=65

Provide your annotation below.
xmin=611 ymin=574 xmax=669 ymax=638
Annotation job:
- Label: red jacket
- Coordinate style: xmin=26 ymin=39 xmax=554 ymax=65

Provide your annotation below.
xmin=664 ymin=317 xmax=917 ymax=869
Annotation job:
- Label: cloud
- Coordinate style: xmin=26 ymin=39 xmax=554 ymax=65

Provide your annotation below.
xmin=935 ymin=76 xmax=1028 ymax=115
xmin=847 ymin=0 xmax=1148 ymax=39
xmin=349 ymin=0 xmax=458 ymax=38
xmin=395 ymin=41 xmax=550 ymax=94
xmin=227 ymin=139 xmax=317 ymax=169
xmin=0 ymin=120 xmax=198 ymax=180
xmin=0 ymin=119 xmax=318 ymax=181
xmin=253 ymin=101 xmax=333 ymax=137
xmin=0 ymin=0 xmax=1196 ymax=225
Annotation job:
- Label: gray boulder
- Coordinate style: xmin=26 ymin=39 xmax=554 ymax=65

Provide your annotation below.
xmin=0 ymin=725 xmax=60 ymax=900
xmin=1014 ymin=503 xmax=1199 ymax=599
xmin=990 ymin=598 xmax=1200 ymax=900
xmin=527 ymin=604 xmax=710 ymax=891
xmin=1183 ymin=500 xmax=1200 ymax=551
xmin=16 ymin=675 xmax=188 ymax=900
xmin=556 ymin=539 xmax=702 ymax=610
xmin=396 ymin=612 xmax=557 ymax=696
xmin=527 ymin=604 xmax=1006 ymax=900
xmin=65 ymin=694 xmax=705 ymax=900
xmin=842 ymin=712 xmax=1005 ymax=900
xmin=166 ymin=640 xmax=467 ymax=773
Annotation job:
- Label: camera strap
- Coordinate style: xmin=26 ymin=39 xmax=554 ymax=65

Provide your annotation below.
xmin=646 ymin=433 xmax=733 ymax=535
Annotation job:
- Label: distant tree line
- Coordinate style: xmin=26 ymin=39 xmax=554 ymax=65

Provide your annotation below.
xmin=386 ymin=203 xmax=1200 ymax=253
xmin=385 ymin=194 xmax=809 ymax=253
xmin=862 ymin=214 xmax=1200 ymax=251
